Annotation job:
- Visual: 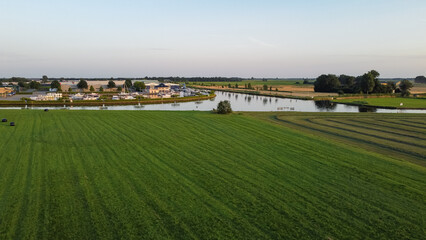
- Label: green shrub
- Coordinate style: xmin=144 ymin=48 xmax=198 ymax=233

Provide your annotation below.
xmin=216 ymin=100 xmax=232 ymax=114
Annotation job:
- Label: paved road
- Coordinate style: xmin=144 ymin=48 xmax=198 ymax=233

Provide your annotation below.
xmin=0 ymin=94 xmax=33 ymax=101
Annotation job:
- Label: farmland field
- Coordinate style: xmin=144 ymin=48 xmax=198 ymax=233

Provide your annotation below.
xmin=0 ymin=110 xmax=425 ymax=239
xmin=187 ymin=79 xmax=302 ymax=86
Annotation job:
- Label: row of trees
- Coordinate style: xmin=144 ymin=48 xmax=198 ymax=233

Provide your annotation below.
xmin=73 ymin=79 xmax=145 ymax=92
xmin=314 ymin=70 xmax=414 ymax=96
xmin=415 ymin=76 xmax=426 ymax=83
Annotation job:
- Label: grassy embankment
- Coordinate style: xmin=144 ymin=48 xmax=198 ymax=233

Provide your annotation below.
xmin=333 ymin=97 xmax=426 ymax=109
xmin=0 ymin=110 xmax=425 ymax=239
xmin=0 ymin=94 xmax=215 ymax=107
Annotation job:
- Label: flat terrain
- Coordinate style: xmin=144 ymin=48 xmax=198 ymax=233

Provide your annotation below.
xmin=0 ymin=110 xmax=425 ymax=239
xmin=189 ymin=80 xmax=302 ymax=86
xmin=333 ymin=97 xmax=426 ymax=109
xmin=412 ymin=83 xmax=426 ymax=94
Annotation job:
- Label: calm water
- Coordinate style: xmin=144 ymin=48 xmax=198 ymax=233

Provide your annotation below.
xmin=1 ymin=91 xmax=425 ymax=113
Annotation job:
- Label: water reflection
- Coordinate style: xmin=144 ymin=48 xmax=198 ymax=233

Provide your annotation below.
xmin=358 ymin=106 xmax=377 ymax=112
xmin=314 ymin=100 xmax=337 ymax=111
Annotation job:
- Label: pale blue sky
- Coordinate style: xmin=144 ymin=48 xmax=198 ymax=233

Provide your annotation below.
xmin=1 ymin=0 xmax=425 ymax=78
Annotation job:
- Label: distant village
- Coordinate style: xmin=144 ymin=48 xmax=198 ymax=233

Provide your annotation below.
xmin=0 ymin=79 xmax=210 ymax=101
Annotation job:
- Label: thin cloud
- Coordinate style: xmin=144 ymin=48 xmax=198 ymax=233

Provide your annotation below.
xmin=147 ymin=48 xmax=172 ymax=51
xmin=248 ymin=37 xmax=276 ymax=48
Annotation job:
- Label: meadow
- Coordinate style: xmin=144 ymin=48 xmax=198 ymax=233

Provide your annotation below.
xmin=0 ymin=110 xmax=425 ymax=239
xmin=333 ymin=97 xmax=426 ymax=109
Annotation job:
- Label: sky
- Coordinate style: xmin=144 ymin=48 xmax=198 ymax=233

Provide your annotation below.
xmin=1 ymin=0 xmax=425 ymax=78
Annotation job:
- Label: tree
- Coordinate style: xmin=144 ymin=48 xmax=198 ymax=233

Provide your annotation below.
xmin=216 ymin=100 xmax=232 ymax=114
xmin=384 ymin=82 xmax=396 ymax=94
xmin=399 ymin=80 xmax=413 ymax=97
xmin=414 ymin=76 xmax=426 ymax=83
xmin=359 ymin=70 xmax=379 ymax=94
xmin=29 ymin=81 xmax=41 ymax=90
xmin=125 ymin=79 xmax=133 ymax=89
xmin=263 ymin=84 xmax=268 ymax=91
xmin=89 ymin=85 xmax=95 ymax=92
xmin=107 ymin=80 xmax=116 ymax=88
xmin=42 ymin=75 xmax=48 ymax=83
xmin=247 ymin=83 xmax=252 ymax=89
xmin=314 ymin=74 xmax=340 ymax=92
xmin=77 ymin=79 xmax=88 ymax=90
xmin=338 ymin=75 xmax=355 ymax=88
xmin=99 ymin=86 xmax=104 ymax=92
xmin=51 ymin=80 xmax=60 ymax=89
xmin=117 ymin=86 xmax=123 ymax=92
xmin=18 ymin=81 xmax=28 ymax=88
xmin=68 ymin=87 xmax=72 ymax=93
xmin=133 ymin=81 xmax=146 ymax=91
xmin=58 ymin=85 xmax=62 ymax=92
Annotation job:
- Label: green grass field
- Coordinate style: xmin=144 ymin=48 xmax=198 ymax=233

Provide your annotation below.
xmin=0 ymin=110 xmax=425 ymax=239
xmin=333 ymin=97 xmax=426 ymax=109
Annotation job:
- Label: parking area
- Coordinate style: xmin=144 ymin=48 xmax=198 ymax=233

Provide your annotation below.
xmin=0 ymin=94 xmax=33 ymax=101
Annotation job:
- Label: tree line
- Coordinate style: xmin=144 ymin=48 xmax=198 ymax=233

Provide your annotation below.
xmin=314 ymin=70 xmax=415 ymax=96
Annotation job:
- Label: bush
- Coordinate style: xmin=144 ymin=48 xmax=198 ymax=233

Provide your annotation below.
xmin=216 ymin=100 xmax=232 ymax=114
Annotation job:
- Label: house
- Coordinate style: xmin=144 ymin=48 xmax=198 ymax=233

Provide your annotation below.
xmin=30 ymin=93 xmax=62 ymax=101
xmin=145 ymin=83 xmax=172 ymax=95
xmin=0 ymin=87 xmax=14 ymax=98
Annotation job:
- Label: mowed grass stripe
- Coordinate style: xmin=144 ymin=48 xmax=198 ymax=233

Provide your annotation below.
xmin=378 ymin=119 xmax=426 ymax=132
xmin=273 ymin=115 xmax=425 ymax=166
xmin=359 ymin=118 xmax=426 ymax=134
xmin=310 ymin=118 xmax=425 ymax=149
xmin=402 ymin=119 xmax=426 ymax=125
xmin=347 ymin=118 xmax=426 ymax=140
xmin=330 ymin=118 xmax=426 ymax=141
xmin=301 ymin=117 xmax=426 ymax=160
xmin=276 ymin=115 xmax=419 ymax=157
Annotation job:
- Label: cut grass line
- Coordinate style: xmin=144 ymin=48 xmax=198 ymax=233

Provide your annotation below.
xmin=318 ymin=118 xmax=426 ymax=148
xmin=273 ymin=115 xmax=425 ymax=165
xmin=346 ymin=119 xmax=426 ymax=140
xmin=304 ymin=118 xmax=426 ymax=160
xmin=378 ymin=119 xmax=426 ymax=131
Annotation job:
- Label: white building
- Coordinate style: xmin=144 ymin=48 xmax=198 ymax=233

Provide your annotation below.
xmin=30 ymin=93 xmax=62 ymax=101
